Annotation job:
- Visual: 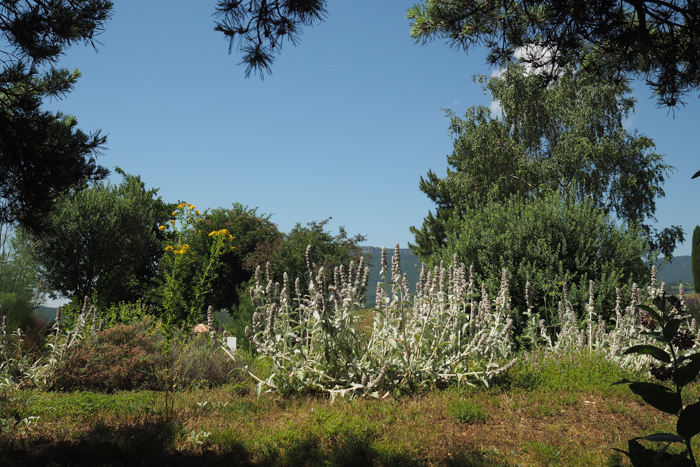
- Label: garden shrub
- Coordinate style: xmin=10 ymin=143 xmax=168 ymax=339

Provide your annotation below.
xmin=52 ymin=324 xmax=164 ymax=392
xmin=434 ymin=191 xmax=651 ymax=333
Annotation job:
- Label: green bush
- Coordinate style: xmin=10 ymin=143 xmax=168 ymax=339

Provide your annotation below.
xmin=435 ymin=191 xmax=650 ymax=332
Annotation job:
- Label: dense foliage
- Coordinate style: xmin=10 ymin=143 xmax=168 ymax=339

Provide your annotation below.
xmin=30 ymin=170 xmax=173 ymax=307
xmin=408 ymin=0 xmax=700 ymax=107
xmin=179 ymin=204 xmax=282 ymax=312
xmin=433 ymin=192 xmax=651 ymax=331
xmin=0 ymin=0 xmax=113 ymax=233
xmin=411 ymin=63 xmax=681 ymax=260
xmin=260 ymin=218 xmax=366 ymax=290
xmin=0 ymin=225 xmax=43 ymax=330
xmin=615 ymin=288 xmax=700 ymax=465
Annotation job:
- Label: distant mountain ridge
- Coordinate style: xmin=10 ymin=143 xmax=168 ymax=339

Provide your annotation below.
xmin=657 ymin=255 xmax=693 ymax=285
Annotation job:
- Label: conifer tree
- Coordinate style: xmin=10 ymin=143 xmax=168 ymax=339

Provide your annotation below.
xmin=692 ymin=226 xmax=700 ymax=293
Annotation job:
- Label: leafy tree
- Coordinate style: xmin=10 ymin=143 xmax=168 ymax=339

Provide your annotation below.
xmin=256 ymin=218 xmax=367 ymax=288
xmin=0 ymin=1 xmax=113 ymax=233
xmin=434 ymin=191 xmax=650 ymax=331
xmin=408 ymin=0 xmax=700 ymax=107
xmin=214 ymin=0 xmax=328 ymax=77
xmin=0 ymin=225 xmax=44 ymax=330
xmin=693 ymin=226 xmax=700 ymax=293
xmin=184 ymin=204 xmax=283 ymax=311
xmin=411 ymin=63 xmax=682 ymax=260
xmin=30 ymin=170 xmax=173 ymax=307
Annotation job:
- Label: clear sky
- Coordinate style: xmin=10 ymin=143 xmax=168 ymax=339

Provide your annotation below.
xmin=44 ymin=1 xmax=699 ymax=259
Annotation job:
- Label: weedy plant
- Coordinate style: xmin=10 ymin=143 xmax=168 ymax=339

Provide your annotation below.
xmin=229 ymin=244 xmax=517 ymax=400
xmin=612 ymin=277 xmax=700 ymax=466
xmin=519 ymin=268 xmax=677 ymax=373
xmin=0 ymin=298 xmax=101 ymax=391
xmin=160 ymin=202 xmax=236 ymax=326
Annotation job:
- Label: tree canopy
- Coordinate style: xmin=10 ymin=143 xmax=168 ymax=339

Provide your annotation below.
xmin=407 ymin=0 xmax=700 ymax=108
xmin=211 ymin=1 xmax=700 ymax=107
xmin=0 ymin=0 xmax=113 ymax=233
xmin=434 ymin=191 xmax=650 ymax=329
xmin=411 ymin=63 xmax=683 ymax=260
xmin=179 ymin=204 xmax=283 ymax=312
xmin=30 ymin=170 xmax=172 ymax=307
xmin=258 ymin=218 xmax=367 ymax=289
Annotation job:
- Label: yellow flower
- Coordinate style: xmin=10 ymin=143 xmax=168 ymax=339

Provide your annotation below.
xmin=159 ymin=225 xmax=166 ymax=231
xmin=172 ymin=211 xmax=178 ymax=216
xmin=177 ymin=203 xmax=185 ymax=210
xmin=208 ymin=229 xmax=234 ymax=240
xmin=165 ymin=245 xmax=174 ymax=251
xmin=195 ymin=210 xmax=201 ymax=216
xmin=169 ymin=219 xmax=175 ymax=225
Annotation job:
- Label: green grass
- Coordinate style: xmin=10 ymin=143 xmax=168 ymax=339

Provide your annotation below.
xmin=0 ymin=348 xmax=693 ymax=467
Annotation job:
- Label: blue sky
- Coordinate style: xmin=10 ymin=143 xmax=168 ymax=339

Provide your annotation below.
xmin=45 ymin=1 xmax=699 ymax=259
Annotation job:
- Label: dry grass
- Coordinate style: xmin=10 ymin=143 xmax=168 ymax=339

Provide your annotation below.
xmin=1 ymin=378 xmax=693 ymax=466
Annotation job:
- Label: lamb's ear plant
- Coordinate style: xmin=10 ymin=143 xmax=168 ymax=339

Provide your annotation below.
xmin=235 ymin=244 xmax=517 ymax=400
xmin=613 ymin=281 xmax=700 ymax=467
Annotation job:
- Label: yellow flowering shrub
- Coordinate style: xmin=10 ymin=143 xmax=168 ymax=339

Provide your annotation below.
xmin=160 ymin=203 xmax=236 ymax=325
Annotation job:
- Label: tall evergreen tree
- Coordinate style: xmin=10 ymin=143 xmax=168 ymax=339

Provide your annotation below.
xmin=0 ymin=1 xmax=113 ymax=233
xmin=692 ymin=226 xmax=700 ymax=293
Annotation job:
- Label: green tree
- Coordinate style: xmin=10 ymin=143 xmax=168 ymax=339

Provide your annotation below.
xmin=693 ymin=226 xmax=700 ymax=293
xmin=30 ymin=170 xmax=173 ymax=307
xmin=0 ymin=1 xmax=113 ymax=233
xmin=184 ymin=204 xmax=282 ymax=311
xmin=411 ymin=63 xmax=682 ymax=260
xmin=408 ymin=0 xmax=700 ymax=107
xmin=258 ymin=218 xmax=366 ymax=288
xmin=435 ymin=191 xmax=650 ymax=331
xmin=0 ymin=225 xmax=44 ymax=330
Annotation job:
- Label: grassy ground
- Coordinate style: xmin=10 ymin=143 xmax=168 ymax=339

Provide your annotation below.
xmin=0 ymin=349 xmax=697 ymax=467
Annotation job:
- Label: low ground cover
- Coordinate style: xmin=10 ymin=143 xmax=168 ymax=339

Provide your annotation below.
xmin=0 ymin=349 xmax=693 ymax=467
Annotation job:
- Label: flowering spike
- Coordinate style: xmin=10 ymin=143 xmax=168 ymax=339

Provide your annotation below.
xmin=305 ymin=245 xmax=313 ymax=276
xmin=380 ymin=246 xmax=388 ymax=277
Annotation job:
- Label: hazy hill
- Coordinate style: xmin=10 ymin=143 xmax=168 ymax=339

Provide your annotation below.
xmin=34 ymin=306 xmax=58 ymax=323
xmin=657 ymin=255 xmax=693 ymax=285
